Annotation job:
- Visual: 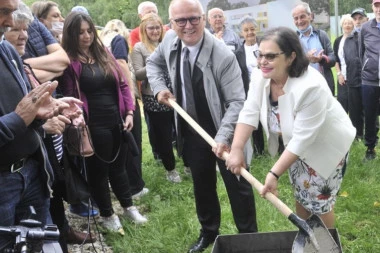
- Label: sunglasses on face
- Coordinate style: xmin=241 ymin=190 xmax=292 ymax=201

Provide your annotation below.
xmin=254 ymin=50 xmax=285 ymax=61
xmin=172 ymin=16 xmax=201 ymax=27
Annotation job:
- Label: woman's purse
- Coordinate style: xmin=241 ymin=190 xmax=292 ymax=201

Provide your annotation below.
xmin=63 ymin=78 xmax=94 ymax=157
xmin=63 ymin=118 xmax=94 ymax=157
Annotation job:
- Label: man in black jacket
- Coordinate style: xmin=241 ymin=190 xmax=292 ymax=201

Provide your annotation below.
xmin=359 ymin=0 xmax=380 ymax=160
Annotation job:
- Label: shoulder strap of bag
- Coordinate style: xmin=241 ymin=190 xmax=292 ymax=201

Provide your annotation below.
xmin=74 ymin=73 xmax=121 ymax=163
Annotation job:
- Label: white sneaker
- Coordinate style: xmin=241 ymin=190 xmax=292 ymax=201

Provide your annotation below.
xmin=132 ymin=188 xmax=149 ymax=200
xmin=123 ymin=206 xmax=148 ymax=224
xmin=184 ymin=166 xmax=191 ymax=176
xmin=166 ymin=169 xmax=182 ymax=183
xmin=100 ymin=214 xmax=125 ymax=235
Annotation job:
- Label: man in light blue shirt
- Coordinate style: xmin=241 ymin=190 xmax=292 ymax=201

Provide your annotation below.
xmin=292 ymin=2 xmax=336 ymax=94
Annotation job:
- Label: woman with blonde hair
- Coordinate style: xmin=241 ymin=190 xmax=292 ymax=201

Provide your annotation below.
xmin=131 ymin=13 xmax=181 ymax=183
xmin=333 ymin=14 xmax=363 ymax=145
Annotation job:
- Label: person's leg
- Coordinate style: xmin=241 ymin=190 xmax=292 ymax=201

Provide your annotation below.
xmin=362 ymin=85 xmax=380 ymax=150
xmin=50 ymin=179 xmax=69 ymax=253
xmin=295 ymin=201 xmax=311 ymax=220
xmin=295 ymin=201 xmax=335 ymax=228
xmin=108 ymin=127 xmax=133 ymax=208
xmin=16 ymin=159 xmax=50 ymax=226
xmin=337 ymin=83 xmax=349 ymax=112
xmin=217 ymin=159 xmax=258 ymax=233
xmin=184 ymin=136 xmax=220 ymax=239
xmin=126 ymin=99 xmax=145 ymax=195
xmin=85 ymin=126 xmax=115 ymax=217
xmin=348 ymin=86 xmax=364 ymax=138
xmin=143 ymin=105 xmax=160 ymax=160
xmin=252 ymin=122 xmax=265 ymax=155
xmin=148 ymin=111 xmax=176 ymax=172
xmin=0 ymin=171 xmax=25 ymax=249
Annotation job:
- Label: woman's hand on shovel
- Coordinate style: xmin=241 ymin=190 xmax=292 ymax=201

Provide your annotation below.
xmin=225 ymin=148 xmax=246 ymax=175
xmin=261 ymin=172 xmax=279 ymax=197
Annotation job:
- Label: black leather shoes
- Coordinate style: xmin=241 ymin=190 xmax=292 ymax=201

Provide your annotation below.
xmin=65 ymin=227 xmax=96 ymax=244
xmin=188 ymin=236 xmax=215 ymax=253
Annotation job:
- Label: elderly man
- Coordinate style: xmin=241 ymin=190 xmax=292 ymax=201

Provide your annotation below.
xmin=351 ymin=7 xmax=369 ymax=32
xmin=292 ymin=2 xmax=335 ymax=94
xmin=129 ymin=1 xmax=159 ymax=48
xmin=147 ymin=0 xmax=257 ymax=252
xmin=0 ymin=0 xmax=81 ymax=250
xmin=337 ymin=7 xmax=368 ymax=143
xmin=359 ymin=0 xmax=380 ymax=160
xmin=207 ymin=7 xmax=241 ymax=51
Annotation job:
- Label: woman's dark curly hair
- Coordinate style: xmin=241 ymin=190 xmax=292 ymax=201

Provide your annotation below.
xmin=259 ymin=26 xmax=309 ymax=77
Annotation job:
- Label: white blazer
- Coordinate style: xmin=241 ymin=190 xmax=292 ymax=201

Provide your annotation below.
xmin=238 ymin=66 xmax=356 ymax=179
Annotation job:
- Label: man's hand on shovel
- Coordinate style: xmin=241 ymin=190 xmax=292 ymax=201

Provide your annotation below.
xmin=212 ymin=142 xmax=230 ymax=159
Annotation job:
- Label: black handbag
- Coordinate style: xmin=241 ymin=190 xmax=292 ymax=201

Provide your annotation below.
xmin=62 ymin=151 xmax=90 ymax=204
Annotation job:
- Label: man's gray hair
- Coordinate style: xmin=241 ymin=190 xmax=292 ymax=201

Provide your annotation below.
xmin=14 ymin=1 xmax=34 ymax=25
xmin=293 ymin=1 xmax=312 ymax=15
xmin=138 ymin=1 xmax=157 ymax=14
xmin=169 ymin=0 xmax=204 ymax=19
xmin=207 ymin=7 xmax=224 ymax=17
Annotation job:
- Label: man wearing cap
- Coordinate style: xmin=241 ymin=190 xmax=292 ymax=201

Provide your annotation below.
xmin=351 ymin=7 xmax=368 ymax=32
xmin=359 ymin=0 xmax=380 ymax=160
xmin=333 ymin=8 xmax=367 ymax=150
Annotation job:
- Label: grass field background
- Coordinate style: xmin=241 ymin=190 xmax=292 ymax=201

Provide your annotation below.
xmin=103 ymin=112 xmax=380 ymax=253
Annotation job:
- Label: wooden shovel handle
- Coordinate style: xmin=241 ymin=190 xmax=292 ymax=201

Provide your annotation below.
xmin=169 ymin=98 xmax=293 ymax=218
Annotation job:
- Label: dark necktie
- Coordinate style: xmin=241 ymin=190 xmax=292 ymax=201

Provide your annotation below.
xmin=182 ymin=47 xmax=198 ymax=120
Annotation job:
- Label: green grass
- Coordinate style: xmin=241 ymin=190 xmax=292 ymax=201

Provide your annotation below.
xmin=104 ymin=117 xmax=380 ymax=253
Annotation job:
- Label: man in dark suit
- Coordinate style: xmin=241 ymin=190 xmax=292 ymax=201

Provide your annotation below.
xmin=147 ymin=0 xmax=257 ymax=252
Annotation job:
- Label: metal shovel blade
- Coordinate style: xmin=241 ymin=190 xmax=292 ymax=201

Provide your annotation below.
xmin=292 ymin=215 xmax=341 ymax=253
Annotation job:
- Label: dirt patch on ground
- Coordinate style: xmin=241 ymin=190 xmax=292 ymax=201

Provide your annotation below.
xmin=65 ymin=200 xmax=124 ymax=253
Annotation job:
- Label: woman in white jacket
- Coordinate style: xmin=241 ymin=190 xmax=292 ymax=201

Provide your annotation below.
xmin=226 ymin=27 xmax=356 ymax=228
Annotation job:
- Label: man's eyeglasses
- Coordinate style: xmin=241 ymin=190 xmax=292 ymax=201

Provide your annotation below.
xmin=172 ymin=16 xmax=202 ymax=27
xmin=254 ymin=50 xmax=285 ymax=62
xmin=146 ymin=26 xmax=162 ymax=31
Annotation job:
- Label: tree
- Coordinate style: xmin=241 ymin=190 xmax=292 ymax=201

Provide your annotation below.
xmin=329 ymin=0 xmax=371 ymax=15
xmin=305 ymin=0 xmax=330 ymax=15
xmin=231 ymin=2 xmax=249 ymax=9
xmin=207 ymin=0 xmax=231 ymax=10
xmin=23 ymin=0 xmax=171 ymax=28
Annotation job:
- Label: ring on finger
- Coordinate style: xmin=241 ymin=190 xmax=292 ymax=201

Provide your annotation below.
xmin=32 ymin=96 xmax=38 ymax=103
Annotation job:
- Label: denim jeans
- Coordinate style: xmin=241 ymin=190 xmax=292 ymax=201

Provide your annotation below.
xmin=0 ymin=158 xmax=50 ymax=250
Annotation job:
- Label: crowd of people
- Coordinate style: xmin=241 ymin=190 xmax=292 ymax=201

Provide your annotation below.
xmin=0 ymin=0 xmax=377 ymax=252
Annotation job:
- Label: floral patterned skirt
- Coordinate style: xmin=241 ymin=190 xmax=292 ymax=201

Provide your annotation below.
xmin=288 ymin=158 xmax=345 ymax=214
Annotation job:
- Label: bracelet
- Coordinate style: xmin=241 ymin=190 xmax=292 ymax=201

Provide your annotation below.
xmin=127 ymin=113 xmax=134 ymax=117
xmin=269 ymin=170 xmax=280 ymax=180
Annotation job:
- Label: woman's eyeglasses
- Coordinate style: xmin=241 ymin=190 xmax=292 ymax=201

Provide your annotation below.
xmin=254 ymin=50 xmax=285 ymax=62
xmin=172 ymin=16 xmax=202 ymax=27
xmin=146 ymin=26 xmax=162 ymax=31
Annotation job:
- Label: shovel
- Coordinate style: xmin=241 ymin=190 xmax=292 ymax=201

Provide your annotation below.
xmin=168 ymin=98 xmax=341 ymax=253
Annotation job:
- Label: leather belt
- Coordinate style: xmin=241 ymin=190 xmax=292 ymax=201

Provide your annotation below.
xmin=0 ymin=159 xmax=25 ymax=173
